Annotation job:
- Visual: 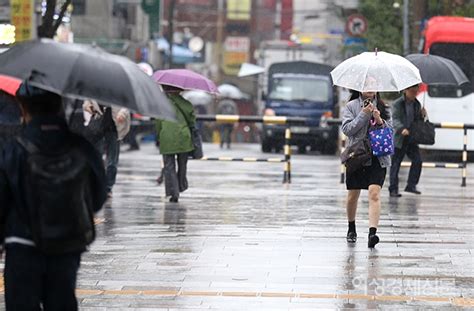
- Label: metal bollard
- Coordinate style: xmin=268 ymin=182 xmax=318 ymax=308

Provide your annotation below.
xmin=462 ymin=128 xmax=468 ymax=187
xmin=283 ymin=127 xmax=292 ymax=184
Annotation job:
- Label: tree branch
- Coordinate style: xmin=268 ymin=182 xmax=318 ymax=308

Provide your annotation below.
xmin=53 ymin=0 xmax=72 ymax=35
xmin=38 ymin=0 xmax=57 ymax=38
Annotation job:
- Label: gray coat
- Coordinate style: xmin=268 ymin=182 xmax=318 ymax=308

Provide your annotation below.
xmin=341 ymin=96 xmax=393 ymax=168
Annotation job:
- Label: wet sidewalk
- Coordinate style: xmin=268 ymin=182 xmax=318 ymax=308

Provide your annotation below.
xmin=2 ymin=143 xmax=474 ymax=310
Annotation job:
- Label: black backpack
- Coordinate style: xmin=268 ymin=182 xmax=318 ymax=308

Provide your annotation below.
xmin=17 ymin=136 xmax=96 ymax=254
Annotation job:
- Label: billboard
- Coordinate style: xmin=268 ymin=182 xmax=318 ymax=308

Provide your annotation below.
xmin=222 ymin=36 xmax=250 ymax=75
xmin=11 ymin=0 xmax=34 ymax=42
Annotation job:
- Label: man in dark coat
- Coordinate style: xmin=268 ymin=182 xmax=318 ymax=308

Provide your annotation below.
xmin=389 ymin=84 xmax=427 ymax=197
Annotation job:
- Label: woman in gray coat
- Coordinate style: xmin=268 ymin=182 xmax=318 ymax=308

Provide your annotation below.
xmin=341 ymin=90 xmax=392 ymax=248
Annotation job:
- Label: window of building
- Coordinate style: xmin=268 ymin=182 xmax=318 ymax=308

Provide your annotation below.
xmin=72 ymin=0 xmax=86 ymax=15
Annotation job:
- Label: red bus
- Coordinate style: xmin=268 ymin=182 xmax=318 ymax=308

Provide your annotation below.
xmin=419 ymin=16 xmax=474 ymax=151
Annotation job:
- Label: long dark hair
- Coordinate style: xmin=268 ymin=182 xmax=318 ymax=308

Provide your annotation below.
xmin=349 ymin=90 xmax=389 ymax=121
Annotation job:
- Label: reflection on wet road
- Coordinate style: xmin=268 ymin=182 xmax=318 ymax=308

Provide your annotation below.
xmin=3 ymin=143 xmax=472 ymax=309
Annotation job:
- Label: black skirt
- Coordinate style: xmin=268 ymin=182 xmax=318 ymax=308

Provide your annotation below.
xmin=346 ymin=156 xmax=387 ymax=190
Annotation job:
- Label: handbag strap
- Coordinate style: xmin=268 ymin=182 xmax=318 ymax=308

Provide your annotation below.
xmin=174 ymin=97 xmax=193 ymax=129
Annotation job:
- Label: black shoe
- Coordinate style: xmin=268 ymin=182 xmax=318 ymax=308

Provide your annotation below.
xmin=389 ymin=191 xmax=402 ymax=197
xmin=404 ymin=187 xmax=421 ymax=194
xmin=169 ymin=196 xmax=179 ymax=203
xmin=346 ymin=231 xmax=357 ymax=243
xmin=368 ymin=234 xmax=380 ymax=248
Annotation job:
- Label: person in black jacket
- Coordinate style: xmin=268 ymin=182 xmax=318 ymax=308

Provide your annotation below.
xmin=0 ymin=83 xmax=107 ymax=310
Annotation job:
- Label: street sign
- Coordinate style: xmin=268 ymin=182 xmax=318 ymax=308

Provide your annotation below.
xmin=343 ymin=36 xmax=367 ymax=59
xmin=10 ymin=0 xmax=34 ymax=42
xmin=346 ymin=14 xmax=368 ymax=37
xmin=222 ymin=36 xmax=250 ymax=76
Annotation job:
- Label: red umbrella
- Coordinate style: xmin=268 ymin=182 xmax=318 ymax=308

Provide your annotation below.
xmin=152 ymin=69 xmax=218 ymax=94
xmin=0 ymin=74 xmax=22 ymax=96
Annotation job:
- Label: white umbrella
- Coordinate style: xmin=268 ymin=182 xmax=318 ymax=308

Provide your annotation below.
xmin=330 ymin=51 xmax=422 ymax=92
xmin=182 ymin=90 xmax=213 ymax=106
xmin=217 ymin=84 xmax=249 ymax=99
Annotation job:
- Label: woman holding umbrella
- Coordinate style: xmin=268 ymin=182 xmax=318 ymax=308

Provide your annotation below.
xmin=153 ymin=69 xmax=217 ymax=202
xmin=155 ymin=85 xmax=196 ymax=203
xmin=341 ymin=89 xmax=392 ymax=248
xmin=331 ymin=50 xmax=421 ymax=248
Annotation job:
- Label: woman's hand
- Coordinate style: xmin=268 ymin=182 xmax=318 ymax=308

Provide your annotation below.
xmin=83 ymin=101 xmax=95 ymax=114
xmin=373 ymin=108 xmax=383 ymax=125
xmin=362 ymin=102 xmax=374 ymax=114
xmin=116 ymin=113 xmax=126 ymax=124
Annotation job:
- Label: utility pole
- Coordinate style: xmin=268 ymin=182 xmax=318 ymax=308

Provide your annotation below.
xmin=215 ymin=0 xmax=224 ymax=84
xmin=275 ymin=0 xmax=282 ymax=40
xmin=412 ymin=0 xmax=427 ymax=53
xmin=403 ymin=0 xmax=410 ymax=55
xmin=167 ymin=0 xmax=176 ymax=68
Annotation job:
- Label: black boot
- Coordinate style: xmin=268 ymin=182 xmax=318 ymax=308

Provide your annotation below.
xmin=346 ymin=221 xmax=357 ymax=243
xmin=368 ymin=227 xmax=379 ymax=248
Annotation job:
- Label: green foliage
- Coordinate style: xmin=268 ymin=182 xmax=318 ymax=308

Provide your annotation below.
xmin=359 ymin=0 xmax=404 ymax=55
xmin=427 ymin=0 xmax=474 ymax=17
xmin=452 ymin=4 xmax=474 ymax=17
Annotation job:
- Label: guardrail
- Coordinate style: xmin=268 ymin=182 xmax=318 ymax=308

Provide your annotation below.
xmin=196 ymin=114 xmax=306 ymax=184
xmin=327 ymin=119 xmax=473 ymax=187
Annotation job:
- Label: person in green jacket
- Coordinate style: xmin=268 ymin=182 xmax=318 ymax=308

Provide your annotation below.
xmin=156 ymin=85 xmax=196 ymax=203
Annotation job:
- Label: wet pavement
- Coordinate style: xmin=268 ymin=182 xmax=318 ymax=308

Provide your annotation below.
xmin=1 ymin=142 xmax=473 ymax=310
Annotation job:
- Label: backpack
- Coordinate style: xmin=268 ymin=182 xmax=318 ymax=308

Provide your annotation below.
xmin=17 ymin=136 xmax=96 ymax=254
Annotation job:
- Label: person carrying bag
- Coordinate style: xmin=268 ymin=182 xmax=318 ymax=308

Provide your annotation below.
xmin=155 ymin=85 xmax=197 ymax=203
xmin=389 ymin=84 xmax=429 ymax=197
xmin=341 ymin=91 xmax=392 ymax=248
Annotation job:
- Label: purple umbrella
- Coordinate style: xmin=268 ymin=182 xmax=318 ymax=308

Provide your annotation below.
xmin=152 ymin=69 xmax=218 ymax=94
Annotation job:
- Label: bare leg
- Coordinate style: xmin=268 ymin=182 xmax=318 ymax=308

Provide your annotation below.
xmin=346 ymin=190 xmax=361 ymax=222
xmin=368 ymin=185 xmax=381 ymax=228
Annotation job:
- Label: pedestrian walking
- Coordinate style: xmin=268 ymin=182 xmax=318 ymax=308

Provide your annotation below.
xmin=216 ymin=99 xmax=237 ymax=149
xmin=341 ymin=90 xmax=392 ymax=248
xmin=156 ymin=85 xmax=196 ymax=203
xmin=124 ymin=113 xmax=141 ymax=151
xmin=0 ymin=83 xmax=107 ymax=310
xmin=83 ymin=100 xmax=131 ymax=198
xmin=389 ymin=84 xmax=426 ymax=197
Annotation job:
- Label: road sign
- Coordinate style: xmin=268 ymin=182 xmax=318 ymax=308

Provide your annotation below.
xmin=346 ymin=14 xmax=368 ymax=37
xmin=222 ymin=37 xmax=250 ymax=75
xmin=10 ymin=0 xmax=33 ymax=42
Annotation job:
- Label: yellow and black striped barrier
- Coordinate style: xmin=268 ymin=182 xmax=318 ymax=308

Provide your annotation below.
xmin=196 ymin=115 xmax=302 ymax=184
xmin=328 ymin=119 xmax=473 ymax=187
xmin=197 ymin=114 xmax=307 ymax=125
xmin=200 ymin=157 xmax=285 ymax=163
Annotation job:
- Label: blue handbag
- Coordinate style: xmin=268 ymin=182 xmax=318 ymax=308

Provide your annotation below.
xmin=368 ymin=123 xmax=394 ymax=157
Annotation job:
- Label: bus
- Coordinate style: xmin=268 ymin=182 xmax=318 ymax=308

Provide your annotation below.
xmin=419 ymin=16 xmax=474 ymax=151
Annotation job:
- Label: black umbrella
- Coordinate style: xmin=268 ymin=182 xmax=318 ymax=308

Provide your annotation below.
xmin=0 ymin=39 xmax=174 ymax=119
xmin=406 ymin=54 xmax=469 ymax=85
